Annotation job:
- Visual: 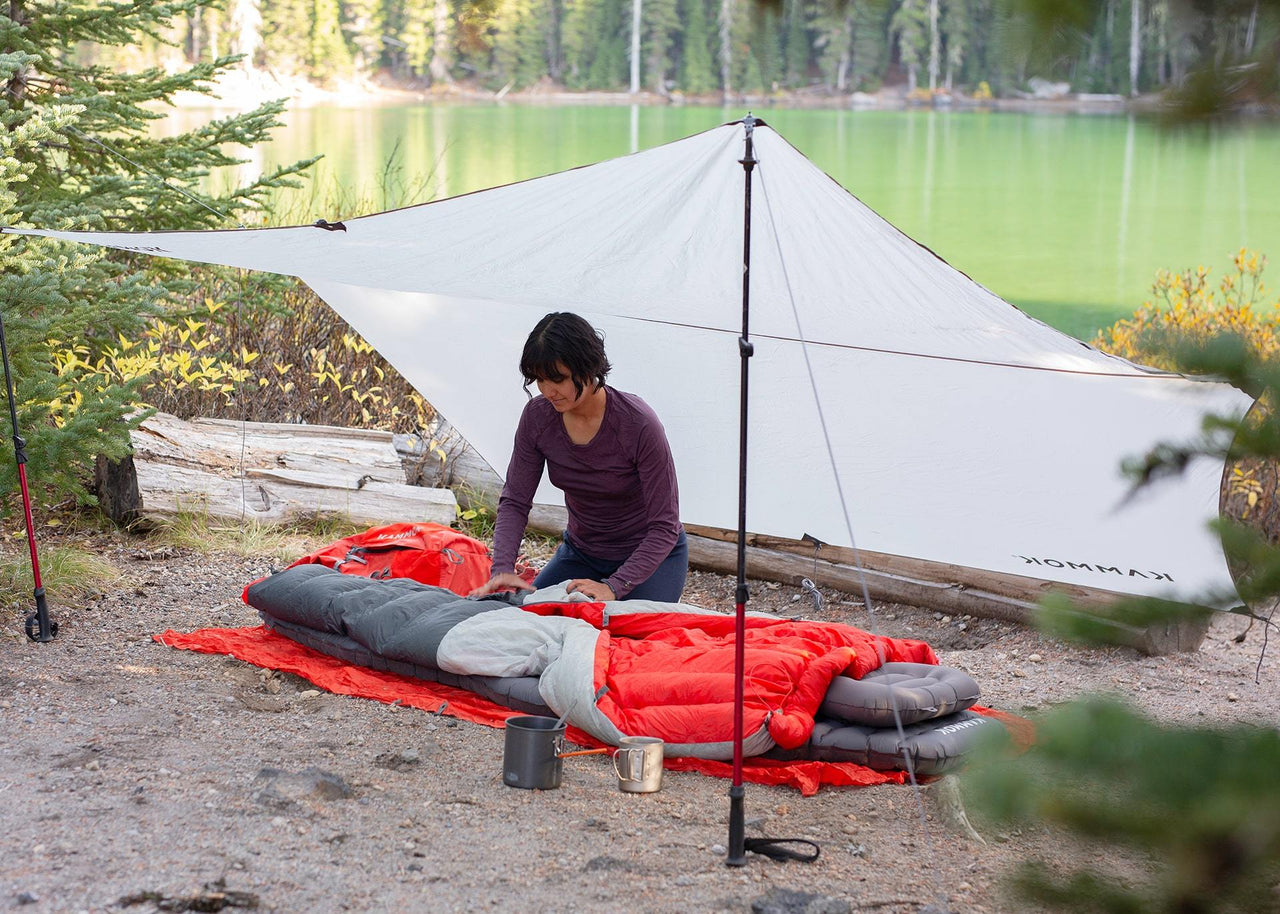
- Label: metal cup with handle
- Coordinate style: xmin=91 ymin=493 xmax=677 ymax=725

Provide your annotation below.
xmin=611 ymin=736 xmax=664 ymax=793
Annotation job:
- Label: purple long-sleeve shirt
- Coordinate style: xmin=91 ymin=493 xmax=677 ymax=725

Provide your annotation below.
xmin=491 ymin=386 xmax=682 ymax=598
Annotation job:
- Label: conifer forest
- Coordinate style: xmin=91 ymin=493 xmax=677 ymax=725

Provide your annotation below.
xmin=106 ymin=0 xmax=1278 ymax=101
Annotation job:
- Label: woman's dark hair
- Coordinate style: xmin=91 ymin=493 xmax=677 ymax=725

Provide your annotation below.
xmin=520 ymin=312 xmax=611 ymax=398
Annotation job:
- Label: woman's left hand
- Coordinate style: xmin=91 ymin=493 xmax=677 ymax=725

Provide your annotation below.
xmin=566 ymin=579 xmax=616 ymax=601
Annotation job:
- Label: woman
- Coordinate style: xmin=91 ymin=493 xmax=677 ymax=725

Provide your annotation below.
xmin=470 ymin=312 xmax=687 ymax=603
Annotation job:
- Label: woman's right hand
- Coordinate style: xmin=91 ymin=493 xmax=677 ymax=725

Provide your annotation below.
xmin=469 ymin=573 xmax=536 ymax=597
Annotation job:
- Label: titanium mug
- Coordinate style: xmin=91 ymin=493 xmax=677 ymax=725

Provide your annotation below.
xmin=503 ymin=715 xmax=566 ymax=789
xmin=612 ymin=735 xmax=664 ymax=793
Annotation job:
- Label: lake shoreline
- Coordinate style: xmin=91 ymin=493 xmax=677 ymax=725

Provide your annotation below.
xmin=183 ymin=66 xmax=1139 ymax=116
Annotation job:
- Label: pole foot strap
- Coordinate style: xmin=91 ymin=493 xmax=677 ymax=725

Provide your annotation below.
xmin=25 ymin=613 xmax=58 ymax=642
xmin=744 ymin=837 xmax=821 ymax=863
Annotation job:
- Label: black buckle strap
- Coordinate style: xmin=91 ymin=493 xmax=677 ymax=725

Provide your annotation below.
xmin=744 ymin=837 xmax=821 ymax=863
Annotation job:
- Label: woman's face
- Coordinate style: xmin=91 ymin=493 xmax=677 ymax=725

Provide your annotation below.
xmin=536 ymin=362 xmax=588 ymax=413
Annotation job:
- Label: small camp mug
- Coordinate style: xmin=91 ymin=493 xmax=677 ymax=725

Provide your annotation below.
xmin=612 ymin=736 xmax=664 ymax=793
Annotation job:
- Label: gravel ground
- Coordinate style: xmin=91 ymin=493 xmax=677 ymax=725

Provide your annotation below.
xmin=2 ymin=531 xmax=1276 ymax=914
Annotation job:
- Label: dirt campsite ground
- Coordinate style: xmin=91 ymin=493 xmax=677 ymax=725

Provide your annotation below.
xmin=2 ymin=529 xmax=1277 ymax=914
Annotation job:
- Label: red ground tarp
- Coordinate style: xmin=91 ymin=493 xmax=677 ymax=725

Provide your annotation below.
xmin=156 ymin=624 xmax=1031 ymax=796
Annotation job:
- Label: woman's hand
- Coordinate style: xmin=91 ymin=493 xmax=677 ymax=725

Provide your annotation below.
xmin=469 ymin=573 xmax=536 ymax=597
xmin=566 ymin=579 xmax=616 ymax=602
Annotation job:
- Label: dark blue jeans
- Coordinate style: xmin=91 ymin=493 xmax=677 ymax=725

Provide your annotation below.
xmin=534 ymin=530 xmax=689 ymax=603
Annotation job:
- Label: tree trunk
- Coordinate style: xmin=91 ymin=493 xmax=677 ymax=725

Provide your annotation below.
xmin=1105 ymin=0 xmax=1116 ymax=90
xmin=546 ymin=0 xmax=562 ymax=81
xmin=1129 ymin=0 xmax=1142 ymax=95
xmin=719 ymin=0 xmax=731 ymax=98
xmin=1157 ymin=1 xmax=1169 ymax=84
xmin=429 ymin=0 xmax=453 ymax=84
xmin=229 ymin=0 xmax=262 ymax=70
xmin=98 ymin=412 xmax=457 ymax=529
xmin=835 ymin=7 xmax=854 ymax=92
xmin=4 ymin=0 xmax=30 ymax=105
xmin=207 ymin=8 xmax=221 ymax=60
xmin=928 ymin=0 xmax=939 ymax=91
xmin=186 ymin=10 xmax=203 ymax=63
xmin=630 ymin=0 xmax=643 ymax=93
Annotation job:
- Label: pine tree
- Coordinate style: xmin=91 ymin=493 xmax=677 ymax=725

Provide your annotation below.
xmin=0 ymin=103 xmax=150 ymax=504
xmin=588 ymin=0 xmax=630 ymax=87
xmin=260 ymin=0 xmax=311 ymax=73
xmin=491 ymin=0 xmax=553 ymax=87
xmin=891 ymin=0 xmax=930 ymax=91
xmin=517 ymin=0 xmax=554 ymax=84
xmin=343 ymin=0 xmax=383 ymax=75
xmin=561 ymin=0 xmax=589 ymax=84
xmin=940 ymin=0 xmax=975 ymax=90
xmin=780 ymin=0 xmax=811 ymax=87
xmin=811 ymin=0 xmax=892 ymax=92
xmin=560 ymin=0 xmax=627 ymax=88
xmin=844 ymin=0 xmax=892 ymax=91
xmin=402 ymin=2 xmax=435 ymax=76
xmin=679 ymin=0 xmax=716 ymax=92
xmin=812 ymin=1 xmax=853 ymax=91
xmin=643 ymin=0 xmax=680 ymax=93
xmin=736 ymin=2 xmax=781 ymax=91
xmin=0 ymin=0 xmax=313 ymax=505
xmin=310 ymin=0 xmax=353 ymax=81
xmin=970 ymin=0 xmax=1019 ymax=94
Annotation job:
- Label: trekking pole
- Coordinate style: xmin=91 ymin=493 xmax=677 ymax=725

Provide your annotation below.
xmin=726 ymin=113 xmax=758 ymax=868
xmin=0 ymin=310 xmax=57 ymax=643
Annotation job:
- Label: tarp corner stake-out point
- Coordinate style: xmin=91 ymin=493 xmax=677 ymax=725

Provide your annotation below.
xmin=2 ymin=120 xmax=1252 ymax=605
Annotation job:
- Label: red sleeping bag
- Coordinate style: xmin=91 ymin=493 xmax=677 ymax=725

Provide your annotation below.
xmin=287 ymin=522 xmax=493 ymax=595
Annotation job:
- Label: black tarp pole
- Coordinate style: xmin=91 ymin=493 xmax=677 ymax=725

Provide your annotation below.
xmin=0 ymin=310 xmax=57 ymax=643
xmin=726 ymin=113 xmax=758 ymax=868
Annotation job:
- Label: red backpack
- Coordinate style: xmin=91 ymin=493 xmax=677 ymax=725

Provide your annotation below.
xmin=287 ymin=522 xmax=493 ymax=595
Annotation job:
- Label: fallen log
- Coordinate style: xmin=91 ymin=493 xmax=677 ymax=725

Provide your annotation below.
xmin=410 ymin=432 xmax=1210 ymax=655
xmin=97 ymin=412 xmax=456 ymax=528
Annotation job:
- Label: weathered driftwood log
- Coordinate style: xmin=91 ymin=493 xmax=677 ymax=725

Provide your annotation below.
xmin=681 ymin=530 xmax=1209 ymax=656
xmin=407 ymin=431 xmax=1210 ymax=655
xmin=97 ymin=412 xmax=456 ymax=528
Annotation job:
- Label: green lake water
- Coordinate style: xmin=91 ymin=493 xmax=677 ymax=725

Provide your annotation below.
xmin=161 ymin=104 xmax=1280 ymax=340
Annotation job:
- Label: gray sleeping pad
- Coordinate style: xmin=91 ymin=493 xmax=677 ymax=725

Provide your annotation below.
xmin=769 ymin=709 xmax=1007 ymax=776
xmin=820 ymin=661 xmax=980 ymax=727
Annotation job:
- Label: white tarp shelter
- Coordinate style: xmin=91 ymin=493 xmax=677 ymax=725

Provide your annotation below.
xmin=5 ymin=120 xmax=1252 ymax=603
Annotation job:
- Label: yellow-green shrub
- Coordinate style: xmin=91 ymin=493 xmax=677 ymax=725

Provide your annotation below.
xmin=50 ymin=282 xmax=433 ymax=433
xmin=1094 ymin=250 xmax=1279 ymax=542
xmin=1093 ymin=249 xmax=1278 ymax=370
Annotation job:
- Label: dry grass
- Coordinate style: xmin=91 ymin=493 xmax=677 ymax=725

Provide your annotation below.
xmin=144 ymin=511 xmax=362 ymax=565
xmin=0 ymin=543 xmax=124 ymax=610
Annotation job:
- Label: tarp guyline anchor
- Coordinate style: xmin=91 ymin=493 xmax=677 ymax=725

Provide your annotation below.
xmin=800 ymin=532 xmax=828 ymax=611
xmin=0 ymin=309 xmax=57 ymax=643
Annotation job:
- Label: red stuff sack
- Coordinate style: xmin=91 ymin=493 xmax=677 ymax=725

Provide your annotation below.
xmin=287 ymin=522 xmax=493 ymax=595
